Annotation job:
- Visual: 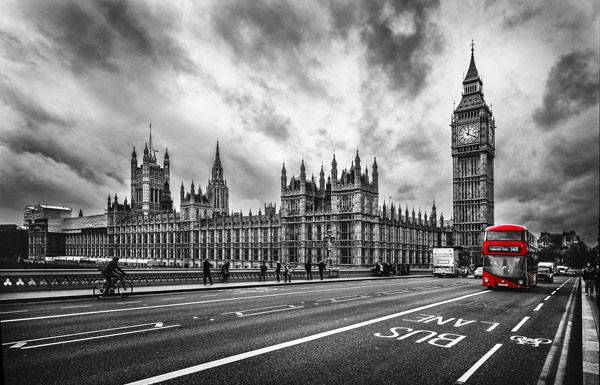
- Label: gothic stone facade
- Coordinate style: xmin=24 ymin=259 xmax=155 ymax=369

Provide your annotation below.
xmin=25 ymin=138 xmax=452 ymax=268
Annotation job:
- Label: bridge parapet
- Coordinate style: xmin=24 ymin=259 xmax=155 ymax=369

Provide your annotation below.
xmin=0 ymin=268 xmax=379 ymax=291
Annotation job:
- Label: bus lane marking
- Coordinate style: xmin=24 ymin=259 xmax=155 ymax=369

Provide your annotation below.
xmin=533 ymin=303 xmax=543 ymax=311
xmin=455 ymin=343 xmax=503 ymax=384
xmin=402 ymin=314 xmax=499 ymax=332
xmin=511 ymin=316 xmax=530 ymax=332
xmin=125 ymin=290 xmax=490 ymax=385
xmin=510 ymin=336 xmax=552 ymax=347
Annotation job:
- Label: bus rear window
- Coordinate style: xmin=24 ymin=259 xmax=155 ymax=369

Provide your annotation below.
xmin=486 ymin=231 xmax=523 ymax=241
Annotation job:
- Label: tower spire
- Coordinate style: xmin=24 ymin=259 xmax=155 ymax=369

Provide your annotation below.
xmin=464 ymin=40 xmax=480 ymax=83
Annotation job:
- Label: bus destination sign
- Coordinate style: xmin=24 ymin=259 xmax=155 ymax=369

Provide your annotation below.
xmin=488 ymin=245 xmax=521 ymax=253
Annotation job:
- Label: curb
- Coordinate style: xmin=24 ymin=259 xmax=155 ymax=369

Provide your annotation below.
xmin=581 ymin=280 xmax=599 ymax=385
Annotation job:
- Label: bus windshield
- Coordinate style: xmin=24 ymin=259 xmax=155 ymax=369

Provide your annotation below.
xmin=483 ymin=255 xmax=526 ymax=278
xmin=485 ymin=231 xmax=523 ymax=241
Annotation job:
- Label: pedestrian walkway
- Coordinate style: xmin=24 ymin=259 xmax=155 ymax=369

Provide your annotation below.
xmin=581 ymin=286 xmax=599 ymax=385
xmin=0 ymin=274 xmax=430 ymax=303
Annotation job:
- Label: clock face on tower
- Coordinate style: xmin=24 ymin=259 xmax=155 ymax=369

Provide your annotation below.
xmin=457 ymin=123 xmax=479 ymax=144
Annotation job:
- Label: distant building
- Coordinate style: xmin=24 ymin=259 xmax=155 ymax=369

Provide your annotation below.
xmin=0 ymin=224 xmax=28 ymax=259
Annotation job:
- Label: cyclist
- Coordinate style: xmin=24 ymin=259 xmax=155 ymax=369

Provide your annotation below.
xmin=102 ymin=257 xmax=125 ymax=295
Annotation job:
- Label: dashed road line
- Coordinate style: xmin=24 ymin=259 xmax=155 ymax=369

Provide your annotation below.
xmin=455 ymin=343 xmax=503 ymax=384
xmin=533 ymin=303 xmax=543 ymax=312
xmin=511 ymin=316 xmax=530 ymax=332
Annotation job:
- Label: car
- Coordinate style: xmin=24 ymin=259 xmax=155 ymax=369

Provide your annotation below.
xmin=565 ymin=268 xmax=581 ymax=276
xmin=538 ymin=266 xmax=554 ymax=283
xmin=474 ymin=267 xmax=483 ymax=278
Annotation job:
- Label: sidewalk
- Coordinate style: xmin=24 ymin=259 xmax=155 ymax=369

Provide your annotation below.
xmin=0 ymin=274 xmax=430 ymax=303
xmin=581 ymin=286 xmax=599 ymax=385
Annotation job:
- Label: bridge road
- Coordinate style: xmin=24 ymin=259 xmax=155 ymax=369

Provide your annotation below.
xmin=1 ymin=276 xmax=578 ymax=385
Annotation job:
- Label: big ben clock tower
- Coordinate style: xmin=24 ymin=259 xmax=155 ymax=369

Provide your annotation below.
xmin=451 ymin=42 xmax=495 ymax=258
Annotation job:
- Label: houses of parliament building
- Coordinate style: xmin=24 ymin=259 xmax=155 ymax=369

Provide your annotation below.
xmin=25 ymin=137 xmax=452 ymax=268
xmin=25 ymin=46 xmax=495 ymax=268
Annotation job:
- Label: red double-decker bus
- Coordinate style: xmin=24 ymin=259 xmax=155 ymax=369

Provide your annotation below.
xmin=481 ymin=224 xmax=538 ymax=289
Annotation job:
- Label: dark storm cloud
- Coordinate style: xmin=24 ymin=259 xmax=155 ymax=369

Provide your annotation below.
xmin=498 ymin=131 xmax=599 ymax=243
xmin=223 ymin=89 xmax=293 ymax=142
xmin=0 ymin=75 xmax=69 ymax=127
xmin=2 ymin=129 xmax=125 ymax=186
xmin=533 ymin=50 xmax=599 ymax=128
xmin=361 ymin=0 xmax=442 ymax=95
xmin=393 ymin=133 xmax=438 ymax=162
xmin=211 ymin=0 xmax=328 ymax=96
xmin=23 ymin=0 xmax=193 ymax=73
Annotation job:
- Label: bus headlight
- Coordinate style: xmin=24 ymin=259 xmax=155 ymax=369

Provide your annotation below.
xmin=484 ymin=277 xmax=489 ymax=283
xmin=518 ymin=280 xmax=524 ymax=286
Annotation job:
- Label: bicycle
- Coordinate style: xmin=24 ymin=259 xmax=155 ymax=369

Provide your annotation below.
xmin=93 ymin=272 xmax=133 ymax=298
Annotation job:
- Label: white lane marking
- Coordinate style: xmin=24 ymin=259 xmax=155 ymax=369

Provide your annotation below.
xmin=2 ymin=280 xmax=441 ymax=324
xmin=0 ymin=310 xmax=29 ymax=315
xmin=511 ymin=317 xmax=530 ymax=332
xmin=455 ymin=343 xmax=503 ymax=384
xmin=236 ymin=305 xmax=304 ymax=317
xmin=116 ymin=301 xmax=142 ymax=305
xmin=161 ymin=297 xmax=184 ymax=301
xmin=544 ymin=296 xmax=551 ymax=301
xmin=21 ymin=324 xmax=180 ymax=350
xmin=124 ymin=290 xmax=490 ymax=385
xmin=221 ymin=304 xmax=294 ymax=315
xmin=2 ymin=322 xmax=166 ymax=346
xmin=533 ymin=304 xmax=543 ymax=312
xmin=318 ymin=294 xmax=370 ymax=303
xmin=60 ymin=305 xmax=92 ymax=309
xmin=551 ymin=291 xmax=557 ymax=295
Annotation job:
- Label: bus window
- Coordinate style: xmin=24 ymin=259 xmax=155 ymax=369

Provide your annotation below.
xmin=483 ymin=255 xmax=526 ymax=278
xmin=485 ymin=231 xmax=523 ymax=241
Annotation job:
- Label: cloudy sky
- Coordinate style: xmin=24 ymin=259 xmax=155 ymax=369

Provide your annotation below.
xmin=1 ymin=0 xmax=598 ymax=244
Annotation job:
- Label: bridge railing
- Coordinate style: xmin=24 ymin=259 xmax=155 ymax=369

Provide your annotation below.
xmin=0 ymin=268 xmax=386 ymax=291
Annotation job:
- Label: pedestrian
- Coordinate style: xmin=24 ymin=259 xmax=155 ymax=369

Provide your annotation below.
xmin=582 ymin=262 xmax=595 ymax=296
xmin=284 ymin=263 xmax=292 ymax=282
xmin=406 ymin=264 xmax=410 ymax=275
xmin=305 ymin=260 xmax=312 ymax=280
xmin=318 ymin=259 xmax=326 ymax=280
xmin=259 ymin=260 xmax=268 ymax=281
xmin=221 ymin=261 xmax=230 ymax=283
xmin=595 ymin=264 xmax=599 ymax=299
xmin=275 ymin=260 xmax=281 ymax=282
xmin=202 ymin=257 xmax=213 ymax=285
xmin=375 ymin=262 xmax=381 ymax=276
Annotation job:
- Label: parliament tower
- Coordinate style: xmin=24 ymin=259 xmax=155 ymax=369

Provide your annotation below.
xmin=451 ymin=43 xmax=496 ymax=256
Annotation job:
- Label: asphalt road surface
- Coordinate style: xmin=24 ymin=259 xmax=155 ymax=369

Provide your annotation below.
xmin=1 ymin=276 xmax=580 ymax=385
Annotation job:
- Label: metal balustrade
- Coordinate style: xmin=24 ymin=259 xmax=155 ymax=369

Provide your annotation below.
xmin=0 ymin=268 xmax=380 ymax=291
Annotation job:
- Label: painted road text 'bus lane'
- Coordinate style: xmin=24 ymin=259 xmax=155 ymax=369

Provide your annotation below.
xmin=374 ymin=313 xmax=500 ymax=348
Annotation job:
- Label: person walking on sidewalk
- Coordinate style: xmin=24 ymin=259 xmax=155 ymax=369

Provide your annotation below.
xmin=582 ymin=262 xmax=595 ymax=296
xmin=284 ymin=263 xmax=293 ymax=282
xmin=221 ymin=261 xmax=230 ymax=283
xmin=203 ymin=258 xmax=213 ymax=285
xmin=305 ymin=260 xmax=313 ymax=280
xmin=318 ymin=259 xmax=326 ymax=280
xmin=259 ymin=261 xmax=268 ymax=281
xmin=275 ymin=260 xmax=281 ymax=282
